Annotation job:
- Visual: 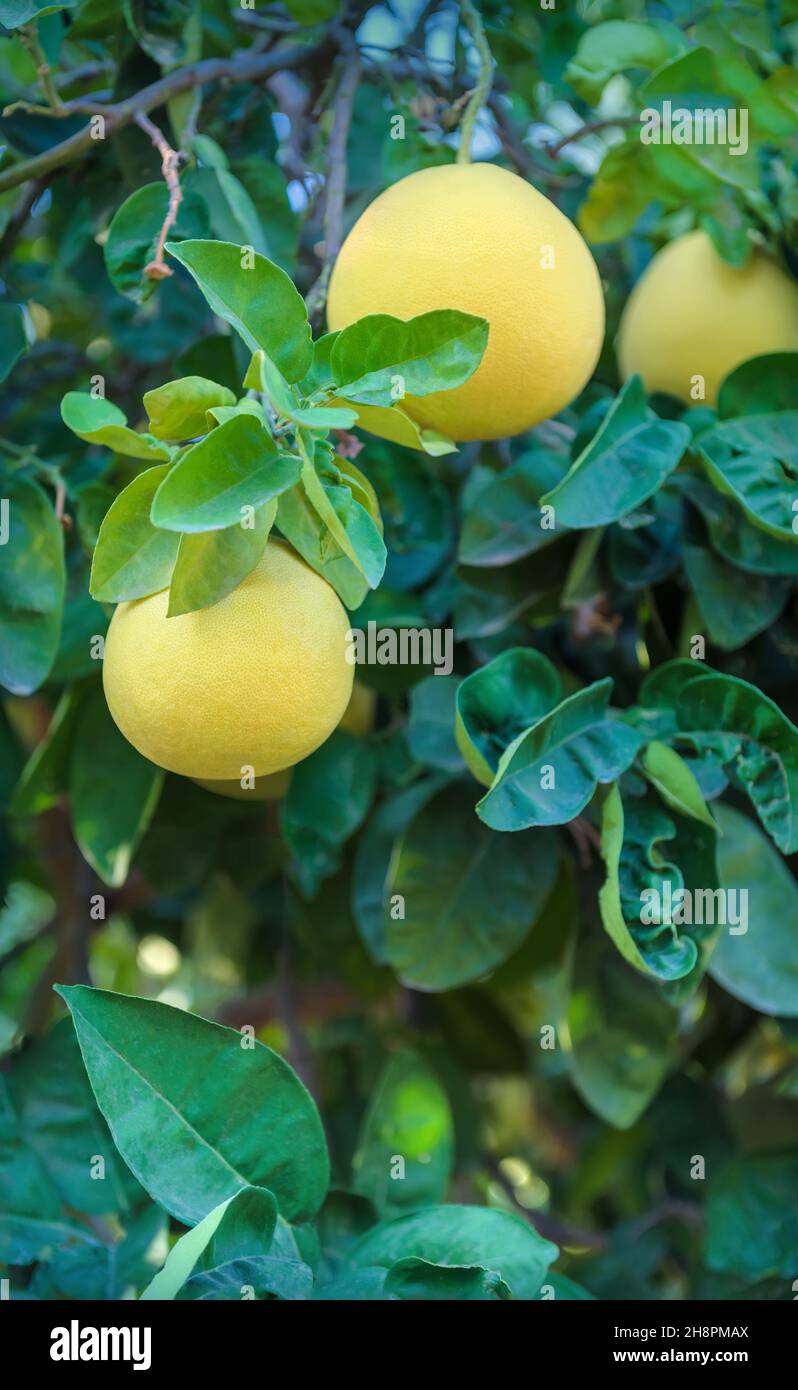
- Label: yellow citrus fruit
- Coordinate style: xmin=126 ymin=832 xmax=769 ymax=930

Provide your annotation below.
xmin=103 ymin=540 xmax=354 ymax=779
xmin=327 ymin=162 xmax=605 ymax=442
xmin=339 ymin=679 xmax=376 ymax=737
xmin=617 ymin=230 xmax=798 ymax=405
xmin=193 ymin=681 xmax=376 ymax=801
xmin=192 ymin=768 xmax=292 ymax=802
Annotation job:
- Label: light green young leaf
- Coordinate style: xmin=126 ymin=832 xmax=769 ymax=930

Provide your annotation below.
xmin=143 ymin=376 xmax=236 ymax=441
xmin=61 ymin=393 xmax=172 ymax=461
xmin=90 ymin=465 xmax=179 ymax=602
xmin=150 ymin=415 xmax=300 ymax=532
xmin=642 ymin=740 xmax=717 ymax=829
xmin=167 ymin=502 xmax=275 ymax=616
xmin=329 ymin=310 xmax=488 ymax=407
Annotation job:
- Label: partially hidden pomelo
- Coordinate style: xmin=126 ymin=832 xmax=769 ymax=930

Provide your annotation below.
xmin=327 ymin=162 xmax=605 ymax=442
xmin=617 ymin=229 xmax=798 ymax=405
xmin=193 ymin=681 xmax=376 ymax=801
xmin=103 ymin=540 xmax=354 ymax=779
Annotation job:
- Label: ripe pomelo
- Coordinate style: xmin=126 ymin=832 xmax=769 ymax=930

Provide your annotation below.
xmin=327 ymin=162 xmax=605 ymax=442
xmin=617 ymin=229 xmax=798 ymax=405
xmin=103 ymin=541 xmax=354 ymax=779
xmin=193 ymin=681 xmax=376 ymax=800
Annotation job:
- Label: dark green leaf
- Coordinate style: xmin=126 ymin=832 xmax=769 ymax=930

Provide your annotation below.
xmin=477 ymin=680 xmax=641 ymax=832
xmin=384 ymin=785 xmax=559 ymax=990
xmin=351 ymin=1204 xmax=558 ymax=1300
xmin=710 ymin=803 xmax=798 ymax=1016
xmin=0 ymin=474 xmax=65 ymax=696
xmin=69 ymin=688 xmax=164 ymax=886
xmin=166 ymin=239 xmax=312 ymax=383
xmin=541 ymin=377 xmax=690 ymax=528
xmin=56 ymin=985 xmax=330 ymax=1225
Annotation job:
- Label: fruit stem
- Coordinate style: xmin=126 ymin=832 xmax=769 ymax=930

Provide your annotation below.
xmin=456 ymin=0 xmax=495 ymax=165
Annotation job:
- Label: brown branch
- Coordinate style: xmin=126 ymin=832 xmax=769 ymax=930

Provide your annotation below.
xmin=305 ymin=47 xmax=361 ymax=323
xmin=546 ymin=116 xmax=637 ymax=159
xmin=134 ymin=112 xmax=183 ymax=280
xmin=0 ymin=41 xmax=325 ymax=195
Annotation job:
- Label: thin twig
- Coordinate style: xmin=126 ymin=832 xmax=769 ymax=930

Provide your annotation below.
xmin=456 ymin=0 xmax=495 ymax=164
xmin=134 ymin=112 xmax=183 ymax=280
xmin=546 ymin=116 xmax=637 ymax=159
xmin=305 ymin=47 xmax=361 ymax=323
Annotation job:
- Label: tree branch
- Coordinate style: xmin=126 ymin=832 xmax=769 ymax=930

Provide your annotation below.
xmin=546 ymin=116 xmax=637 ymax=159
xmin=305 ymin=47 xmax=361 ymax=323
xmin=0 ymin=41 xmax=324 ymax=195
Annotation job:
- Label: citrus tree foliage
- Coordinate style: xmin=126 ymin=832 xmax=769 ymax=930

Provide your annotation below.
xmin=2 ymin=0 xmax=798 ymax=1304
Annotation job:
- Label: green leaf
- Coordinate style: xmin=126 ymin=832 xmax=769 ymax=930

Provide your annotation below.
xmin=352 ymin=776 xmax=451 ymax=964
xmin=642 ymin=740 xmax=717 ymax=830
xmin=680 ymin=473 xmax=798 ymax=576
xmin=705 ymin=1155 xmax=798 ymax=1281
xmin=675 ymin=673 xmax=798 ymax=853
xmin=598 ymin=783 xmax=719 ymax=985
xmin=177 ymin=1254 xmax=313 ymax=1300
xmin=565 ymin=932 xmax=678 ymax=1128
xmin=281 ymin=731 xmax=377 ymax=897
xmin=69 ymin=689 xmax=164 ymax=887
xmin=150 ymin=415 xmax=300 ymax=533
xmin=186 ymin=165 xmax=268 ymax=258
xmin=0 ymin=1 xmax=77 ymax=28
xmin=104 ymin=184 xmax=210 ymax=304
xmin=697 ymin=413 xmax=798 ymax=543
xmin=6 ymin=1018 xmax=137 ymax=1216
xmin=407 ymin=676 xmax=464 ymax=773
xmin=60 ymin=393 xmax=171 ymax=461
xmin=384 ymin=1258 xmax=511 ymax=1300
xmin=541 ymin=377 xmax=691 ymax=528
xmin=683 ymin=542 xmax=789 ymax=650
xmin=384 ymin=785 xmax=559 ymax=991
xmin=9 ymin=688 xmax=82 ymax=817
xmin=351 ymin=1204 xmax=558 ymax=1300
xmin=56 ymin=985 xmax=330 ymax=1225
xmin=456 ymin=647 xmax=563 ymax=788
xmin=90 ymin=465 xmax=179 ymax=602
xmin=0 ymin=302 xmax=27 ymax=382
xmin=329 ymin=310 xmax=488 ymax=407
xmin=717 ymin=353 xmax=798 ymax=419
xmin=167 ymin=504 xmax=274 ymax=617
xmin=477 ymin=681 xmax=641 ymax=832
xmin=141 ymin=1185 xmax=278 ymax=1300
xmin=143 ymin=376 xmax=237 ymax=441
xmin=342 ymin=401 xmax=457 ymax=456
xmin=166 ymin=239 xmax=312 ymax=383
xmin=0 ymin=474 xmax=65 ymax=696
xmin=352 ymin=1050 xmax=453 ymax=1216
xmin=458 ymin=451 xmax=567 ymax=566
xmin=710 ymin=803 xmax=798 ymax=1016
xmin=566 ymin=18 xmax=686 ymax=101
